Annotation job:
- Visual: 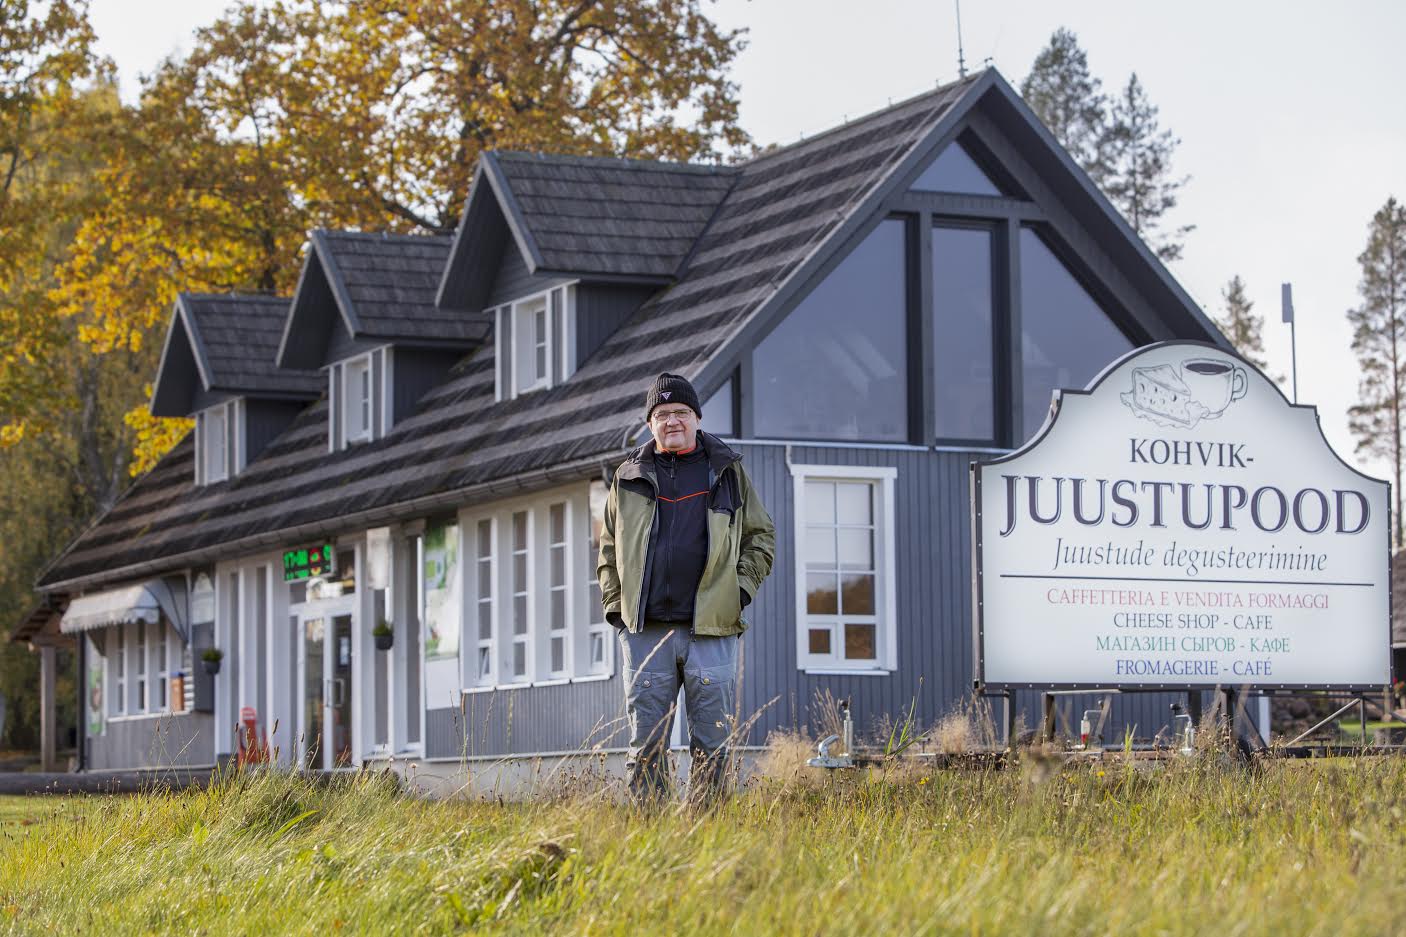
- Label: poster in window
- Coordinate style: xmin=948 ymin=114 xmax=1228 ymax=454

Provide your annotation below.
xmin=87 ymin=653 xmax=105 ymax=736
xmin=423 ymin=521 xmax=461 ymax=659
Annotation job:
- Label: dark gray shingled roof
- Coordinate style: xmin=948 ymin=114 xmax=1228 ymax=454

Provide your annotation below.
xmin=185 ymin=294 xmax=323 ymax=395
xmin=150 ymin=294 xmax=323 ymax=416
xmin=278 ymin=231 xmax=492 ymax=369
xmin=318 ymin=231 xmax=490 ymax=343
xmin=489 ymin=151 xmax=738 ymax=278
xmin=39 ymin=72 xmax=998 ymax=588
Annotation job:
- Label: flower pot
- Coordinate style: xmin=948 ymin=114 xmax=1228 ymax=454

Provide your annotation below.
xmin=202 ymin=658 xmax=221 ymax=676
xmin=374 ymin=632 xmax=393 ymax=651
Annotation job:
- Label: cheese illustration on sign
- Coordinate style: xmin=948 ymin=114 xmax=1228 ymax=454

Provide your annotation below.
xmin=972 ymin=341 xmax=1390 ymax=691
xmin=1121 ymin=357 xmax=1248 ymax=429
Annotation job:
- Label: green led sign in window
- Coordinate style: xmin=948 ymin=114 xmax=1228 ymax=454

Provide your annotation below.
xmin=283 ymin=543 xmax=335 ymax=582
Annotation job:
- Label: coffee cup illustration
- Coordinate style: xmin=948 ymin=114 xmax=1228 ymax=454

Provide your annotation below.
xmin=1121 ymin=356 xmax=1248 ymax=428
xmin=1180 ymin=357 xmax=1247 ymax=416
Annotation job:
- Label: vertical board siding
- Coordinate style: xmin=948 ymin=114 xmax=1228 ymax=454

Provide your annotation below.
xmin=425 ymin=673 xmax=626 ymax=758
xmin=87 ymin=713 xmax=215 ymax=770
xmin=575 ymin=285 xmax=656 ymax=367
xmin=434 ymin=441 xmax=1182 ymax=759
xmin=486 ymin=243 xmax=571 ymax=308
xmin=391 ymin=349 xmax=463 ymax=423
xmin=245 ymin=400 xmax=307 ymax=466
xmin=325 ymin=325 xmax=379 ymax=366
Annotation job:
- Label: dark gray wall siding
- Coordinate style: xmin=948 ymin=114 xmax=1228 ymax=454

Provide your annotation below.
xmin=392 ymin=349 xmax=464 ymax=423
xmin=422 ymin=441 xmax=1184 ymax=759
xmin=425 ymin=673 xmax=626 ymax=758
xmin=189 ymin=388 xmax=238 ymax=413
xmin=86 ymin=713 xmax=215 ymax=770
xmin=326 ymin=323 xmax=379 ymax=365
xmin=486 ymin=242 xmax=571 ymax=309
xmin=575 ymin=284 xmax=656 ymax=367
xmin=246 ymin=399 xmax=309 ymax=463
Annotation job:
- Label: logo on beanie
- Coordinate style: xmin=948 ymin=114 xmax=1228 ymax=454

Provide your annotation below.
xmin=661 ymin=391 xmax=672 ymax=400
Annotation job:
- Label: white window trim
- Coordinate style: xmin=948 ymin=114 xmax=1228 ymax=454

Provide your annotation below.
xmin=507 ymin=508 xmax=534 ymax=682
xmin=583 ymin=479 xmax=613 ymax=678
xmin=542 ymin=500 xmax=572 ymax=681
xmin=379 ymin=346 xmax=395 ymax=437
xmin=463 ymin=514 xmax=497 ymax=689
xmin=493 ymin=282 xmax=578 ymax=403
xmin=197 ymin=399 xmax=240 ymax=485
xmin=344 ymin=354 xmax=373 ymax=445
xmin=789 ymin=463 xmax=898 ymax=673
xmin=329 ymin=348 xmax=390 ymax=451
xmin=110 ymin=624 xmax=126 ymax=717
xmin=456 ymin=481 xmax=613 ymax=693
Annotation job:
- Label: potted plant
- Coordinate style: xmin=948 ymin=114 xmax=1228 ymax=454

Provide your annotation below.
xmin=372 ymin=619 xmax=394 ymax=651
xmin=201 ymin=647 xmax=223 ymax=676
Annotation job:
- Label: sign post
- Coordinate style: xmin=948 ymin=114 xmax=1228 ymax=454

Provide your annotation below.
xmin=973 ymin=341 xmax=1390 ymax=696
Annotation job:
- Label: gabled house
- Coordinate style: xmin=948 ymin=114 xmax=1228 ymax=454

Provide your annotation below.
xmin=19 ymin=68 xmax=1228 ymax=781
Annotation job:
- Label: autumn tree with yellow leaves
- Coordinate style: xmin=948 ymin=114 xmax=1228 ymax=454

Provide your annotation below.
xmin=0 ymin=0 xmax=748 ymax=749
xmin=53 ymin=0 xmax=749 ymax=474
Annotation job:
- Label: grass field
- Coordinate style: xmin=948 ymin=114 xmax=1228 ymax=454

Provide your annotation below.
xmin=1 ymin=746 xmax=1405 ymax=936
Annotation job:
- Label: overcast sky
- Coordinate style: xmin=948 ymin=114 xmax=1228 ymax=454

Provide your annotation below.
xmin=89 ymin=0 xmax=1406 ymax=479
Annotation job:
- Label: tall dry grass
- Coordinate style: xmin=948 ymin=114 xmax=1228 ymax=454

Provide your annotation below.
xmin=1 ymin=748 xmax=1406 ymax=935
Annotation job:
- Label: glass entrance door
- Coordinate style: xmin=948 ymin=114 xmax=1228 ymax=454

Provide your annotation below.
xmin=302 ymin=616 xmax=325 ymax=770
xmin=330 ymin=614 xmax=353 ymax=767
xmin=299 ymin=608 xmax=355 ymax=770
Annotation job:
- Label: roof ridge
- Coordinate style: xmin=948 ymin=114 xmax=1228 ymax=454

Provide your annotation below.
xmin=181 ymin=291 xmax=290 ymax=303
xmin=736 ymin=70 xmax=987 ymax=169
xmin=316 ymin=229 xmax=454 ymax=244
xmin=492 ymin=150 xmax=737 ymax=176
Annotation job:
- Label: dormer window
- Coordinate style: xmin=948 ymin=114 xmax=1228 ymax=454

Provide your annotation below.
xmin=344 ymin=355 xmax=372 ymax=443
xmin=494 ymin=284 xmax=576 ymax=401
xmin=328 ymin=347 xmax=393 ymax=452
xmin=194 ymin=399 xmax=243 ymax=486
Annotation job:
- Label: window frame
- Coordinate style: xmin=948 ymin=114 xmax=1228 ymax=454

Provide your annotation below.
xmin=110 ymin=624 xmax=126 ymax=717
xmin=581 ymin=480 xmax=614 ymax=678
xmin=329 ymin=347 xmax=391 ymax=451
xmin=748 ymin=216 xmax=916 ymax=445
xmin=343 ymin=353 xmax=373 ymax=445
xmin=459 ymin=482 xmax=614 ymax=695
xmin=931 ymin=218 xmax=1004 ymax=447
xmin=789 ymin=463 xmax=898 ymax=674
xmin=196 ymin=399 xmax=241 ymax=485
xmin=104 ymin=617 xmax=178 ymax=720
xmin=492 ymin=283 xmax=578 ymax=402
xmin=542 ymin=500 xmax=572 ymax=680
xmin=463 ymin=515 xmax=497 ymax=689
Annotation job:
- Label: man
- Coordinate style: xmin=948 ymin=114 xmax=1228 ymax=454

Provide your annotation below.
xmin=597 ymin=373 xmax=775 ymax=802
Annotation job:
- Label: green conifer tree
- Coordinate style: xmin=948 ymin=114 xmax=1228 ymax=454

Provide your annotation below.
xmin=1347 ymin=197 xmax=1406 ymax=546
xmin=1215 ymin=275 xmax=1269 ymax=371
xmin=1102 ymin=73 xmax=1194 ymax=263
xmin=1019 ymin=28 xmax=1108 ymax=185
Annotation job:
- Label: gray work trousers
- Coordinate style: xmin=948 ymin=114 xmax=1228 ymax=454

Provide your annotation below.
xmin=618 ymin=624 xmax=739 ymax=802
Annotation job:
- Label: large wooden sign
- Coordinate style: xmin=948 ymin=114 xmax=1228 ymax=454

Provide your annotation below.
xmin=972 ymin=341 xmax=1391 ymax=691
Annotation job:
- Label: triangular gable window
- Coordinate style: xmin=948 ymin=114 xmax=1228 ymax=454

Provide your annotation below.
xmin=1018 ymin=228 xmax=1135 ymax=439
xmin=911 ymin=141 xmax=1004 ymax=197
xmin=753 ymin=219 xmax=909 ymax=443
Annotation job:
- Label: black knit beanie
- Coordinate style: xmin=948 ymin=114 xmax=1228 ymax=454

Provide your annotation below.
xmin=644 ymin=372 xmax=702 ymax=422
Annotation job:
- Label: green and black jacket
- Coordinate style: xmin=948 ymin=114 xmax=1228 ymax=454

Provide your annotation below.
xmin=597 ymin=432 xmax=776 ymax=636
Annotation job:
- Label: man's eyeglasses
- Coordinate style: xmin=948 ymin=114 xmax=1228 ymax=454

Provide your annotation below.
xmin=650 ymin=407 xmax=695 ymax=424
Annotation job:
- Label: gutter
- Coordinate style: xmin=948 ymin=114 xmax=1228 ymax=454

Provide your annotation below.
xmin=41 ymin=450 xmax=618 ymax=595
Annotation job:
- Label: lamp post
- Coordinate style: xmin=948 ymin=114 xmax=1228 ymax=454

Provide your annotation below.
xmin=1282 ymin=282 xmax=1298 ymax=404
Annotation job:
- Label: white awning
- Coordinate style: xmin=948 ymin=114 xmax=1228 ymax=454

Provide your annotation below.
xmin=60 ymin=578 xmax=189 ymax=639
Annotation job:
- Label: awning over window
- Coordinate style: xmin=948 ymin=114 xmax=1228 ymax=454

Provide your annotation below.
xmin=59 ymin=577 xmax=190 ymax=641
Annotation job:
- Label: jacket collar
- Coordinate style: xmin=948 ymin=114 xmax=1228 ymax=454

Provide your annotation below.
xmin=616 ymin=431 xmax=740 ymax=485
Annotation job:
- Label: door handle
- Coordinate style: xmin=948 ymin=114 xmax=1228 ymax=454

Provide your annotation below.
xmin=332 ymin=678 xmax=346 ymax=707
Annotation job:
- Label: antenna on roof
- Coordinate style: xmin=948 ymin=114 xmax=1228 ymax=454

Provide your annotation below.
xmin=954 ymin=0 xmax=968 ymax=78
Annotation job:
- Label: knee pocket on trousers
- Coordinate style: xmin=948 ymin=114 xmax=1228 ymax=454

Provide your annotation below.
xmin=684 ymin=665 xmax=736 ymax=749
xmin=625 ymin=669 xmax=677 ymax=740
